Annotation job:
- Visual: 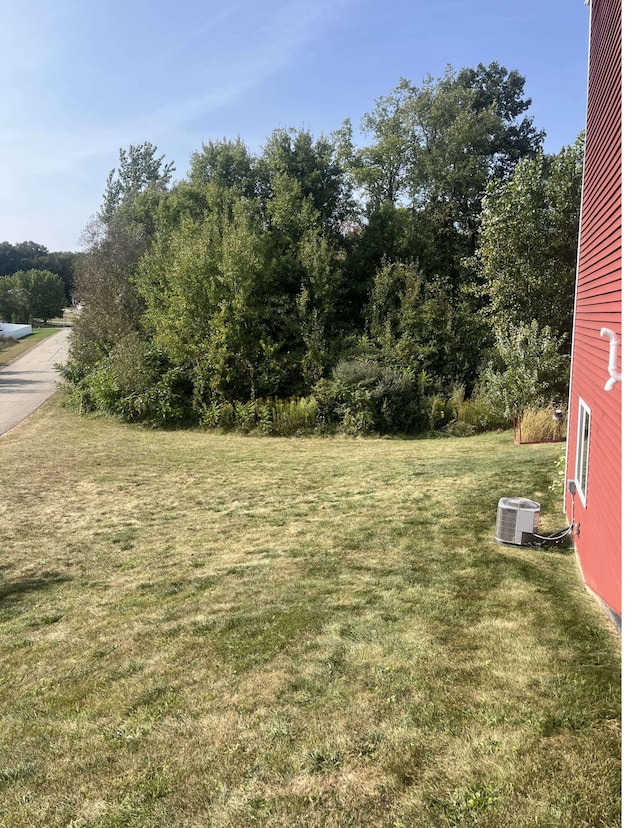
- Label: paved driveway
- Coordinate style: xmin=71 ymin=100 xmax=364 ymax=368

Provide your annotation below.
xmin=0 ymin=328 xmax=71 ymax=437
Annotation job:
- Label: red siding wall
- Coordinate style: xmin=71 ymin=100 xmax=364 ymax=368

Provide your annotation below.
xmin=565 ymin=0 xmax=621 ymax=616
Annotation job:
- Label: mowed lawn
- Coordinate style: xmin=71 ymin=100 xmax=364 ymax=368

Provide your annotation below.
xmin=0 ymin=399 xmax=621 ymax=828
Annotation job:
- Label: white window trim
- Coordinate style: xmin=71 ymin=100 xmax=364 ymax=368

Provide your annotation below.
xmin=575 ymin=398 xmax=591 ymax=506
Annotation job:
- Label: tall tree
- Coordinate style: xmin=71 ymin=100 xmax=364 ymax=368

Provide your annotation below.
xmin=346 ymin=63 xmax=545 ymax=388
xmin=100 ymin=142 xmax=175 ymax=224
xmin=188 ymin=137 xmax=257 ymax=198
xmin=481 ymin=321 xmax=570 ymax=418
xmin=22 ymin=269 xmax=66 ymax=323
xmin=0 ymin=269 xmax=65 ymax=323
xmin=70 ymin=144 xmax=175 ymax=369
xmin=0 ymin=241 xmax=48 ymax=275
xmin=71 ymin=217 xmax=147 ymax=368
xmin=0 ymin=242 xmax=78 ymax=301
xmin=260 ymin=127 xmax=353 ymax=232
xmin=476 ymin=135 xmax=584 ymax=346
xmin=346 ymin=84 xmax=414 ymax=211
xmin=352 ymin=63 xmax=544 ymax=231
xmin=0 ymin=274 xmax=29 ymax=322
xmin=367 ymin=259 xmax=452 ymax=381
xmin=138 ymin=194 xmax=280 ymax=404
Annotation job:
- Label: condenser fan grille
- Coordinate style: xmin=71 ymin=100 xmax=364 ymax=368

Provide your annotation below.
xmin=494 ymin=497 xmax=540 ymax=546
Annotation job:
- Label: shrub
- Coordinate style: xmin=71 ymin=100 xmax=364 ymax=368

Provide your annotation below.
xmin=270 ymin=397 xmax=318 ymax=436
xmin=84 ymin=367 xmax=121 ymax=412
xmin=480 ymin=321 xmax=570 ymax=420
xmin=446 ymin=419 xmax=476 ymax=437
xmin=201 ymin=397 xmax=320 ymax=436
xmin=312 ymin=361 xmax=378 ymax=435
xmin=218 ymin=403 xmax=236 ymax=430
xmin=371 ymin=367 xmax=428 ymax=433
xmin=454 ymin=394 xmax=510 ymax=433
xmin=428 ymin=395 xmax=454 ymax=430
xmin=340 ymin=405 xmax=375 ymax=436
xmin=319 ymin=358 xmax=430 ymax=435
xmin=133 ymin=369 xmax=195 ymax=425
xmin=311 ymin=378 xmax=343 ymax=432
xmin=234 ymin=400 xmax=259 ymax=433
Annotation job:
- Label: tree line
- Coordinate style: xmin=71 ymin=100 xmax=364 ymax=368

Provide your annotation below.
xmin=61 ymin=62 xmax=583 ymax=434
xmin=0 ymin=241 xmax=79 ymax=325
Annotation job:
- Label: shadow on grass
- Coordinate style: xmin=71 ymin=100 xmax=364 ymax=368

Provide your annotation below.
xmin=0 ymin=567 xmax=72 ymax=603
xmin=495 ymin=535 xmax=575 ymax=555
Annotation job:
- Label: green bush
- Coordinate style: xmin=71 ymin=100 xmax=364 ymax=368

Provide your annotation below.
xmin=453 ymin=394 xmax=510 ymax=433
xmin=234 ymin=400 xmax=259 ymax=433
xmin=446 ymin=419 xmax=476 ymax=437
xmin=316 ymin=358 xmax=430 ymax=435
xmin=311 ymin=364 xmax=377 ymax=435
xmin=428 ymin=395 xmax=454 ymax=430
xmin=201 ymin=396 xmax=320 ymax=436
xmin=480 ymin=321 xmax=570 ymax=420
xmin=218 ymin=403 xmax=236 ymax=430
xmin=270 ymin=397 xmax=318 ymax=435
xmin=61 ymin=345 xmax=519 ymax=438
xmin=84 ymin=367 xmax=121 ymax=412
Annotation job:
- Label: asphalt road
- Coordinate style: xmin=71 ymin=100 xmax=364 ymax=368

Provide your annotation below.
xmin=0 ymin=328 xmax=71 ymax=437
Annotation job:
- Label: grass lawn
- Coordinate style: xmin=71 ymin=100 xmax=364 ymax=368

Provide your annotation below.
xmin=0 ymin=399 xmax=621 ymax=828
xmin=0 ymin=324 xmax=64 ymax=366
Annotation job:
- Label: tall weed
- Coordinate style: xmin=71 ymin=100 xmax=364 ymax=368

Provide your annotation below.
xmin=517 ymin=406 xmax=566 ymax=444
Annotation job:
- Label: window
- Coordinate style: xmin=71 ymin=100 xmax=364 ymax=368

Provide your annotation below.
xmin=575 ymin=399 xmax=591 ymax=505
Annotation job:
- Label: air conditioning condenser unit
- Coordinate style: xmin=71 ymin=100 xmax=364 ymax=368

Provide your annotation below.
xmin=494 ymin=497 xmax=540 ymax=546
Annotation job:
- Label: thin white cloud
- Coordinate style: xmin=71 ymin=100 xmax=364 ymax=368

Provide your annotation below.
xmin=0 ymin=0 xmax=360 ymax=248
xmin=137 ymin=0 xmax=359 ymax=136
xmin=3 ymin=0 xmax=357 ymax=161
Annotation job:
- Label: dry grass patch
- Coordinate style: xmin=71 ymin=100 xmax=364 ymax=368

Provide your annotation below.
xmin=515 ymin=406 xmax=566 ymax=444
xmin=0 ymin=399 xmax=620 ymax=827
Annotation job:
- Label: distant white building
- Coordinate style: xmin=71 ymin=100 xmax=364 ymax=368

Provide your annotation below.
xmin=0 ymin=323 xmax=32 ymax=340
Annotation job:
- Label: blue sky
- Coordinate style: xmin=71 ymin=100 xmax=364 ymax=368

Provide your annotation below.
xmin=1 ymin=0 xmax=592 ymax=253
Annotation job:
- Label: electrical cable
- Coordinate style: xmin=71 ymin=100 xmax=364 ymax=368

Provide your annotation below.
xmin=530 ymin=526 xmax=572 ymax=547
xmin=528 ymin=487 xmax=577 ymax=548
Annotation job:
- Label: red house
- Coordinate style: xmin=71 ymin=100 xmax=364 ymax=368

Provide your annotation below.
xmin=565 ymin=0 xmax=621 ymax=630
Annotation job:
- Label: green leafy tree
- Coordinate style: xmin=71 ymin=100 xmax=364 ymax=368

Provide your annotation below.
xmin=138 ymin=195 xmax=274 ymax=405
xmin=70 ymin=217 xmax=147 ymax=368
xmin=100 ymin=142 xmax=175 ymax=224
xmin=296 ymin=224 xmax=345 ymax=386
xmin=481 ymin=321 xmax=570 ymax=419
xmin=476 ymin=134 xmax=583 ymax=346
xmin=0 ymin=274 xmax=29 ymax=321
xmin=260 ymin=127 xmax=353 ymax=232
xmin=0 ymin=242 xmax=78 ymax=301
xmin=0 ymin=241 xmax=48 ymax=275
xmin=367 ymin=259 xmax=454 ymax=383
xmin=353 ymin=63 xmax=544 ymax=231
xmin=345 ymin=84 xmax=414 ymax=211
xmin=41 ymin=250 xmax=78 ymax=302
xmin=22 ymin=269 xmax=66 ymax=323
xmin=455 ymin=62 xmax=544 ymax=178
xmin=342 ymin=63 xmax=543 ymax=390
xmin=0 ymin=269 xmax=65 ymax=323
xmin=70 ymin=144 xmax=175 ymax=374
xmin=0 ymin=277 xmax=9 ymax=320
xmin=188 ymin=137 xmax=257 ymax=197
